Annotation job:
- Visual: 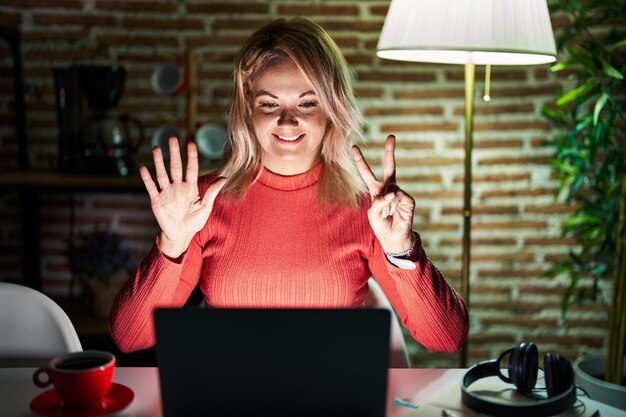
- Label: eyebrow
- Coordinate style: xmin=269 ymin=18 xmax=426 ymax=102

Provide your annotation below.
xmin=253 ymin=89 xmax=317 ymax=99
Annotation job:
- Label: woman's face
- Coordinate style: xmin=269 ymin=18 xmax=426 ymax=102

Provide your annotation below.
xmin=249 ymin=58 xmax=327 ymax=175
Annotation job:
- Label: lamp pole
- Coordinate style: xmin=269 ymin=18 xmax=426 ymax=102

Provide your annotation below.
xmin=460 ymin=56 xmax=475 ymax=368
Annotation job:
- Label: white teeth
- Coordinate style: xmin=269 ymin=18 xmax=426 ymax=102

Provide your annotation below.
xmin=278 ymin=135 xmax=300 ymax=141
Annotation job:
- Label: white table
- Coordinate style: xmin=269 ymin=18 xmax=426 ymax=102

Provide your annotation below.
xmin=0 ymin=367 xmax=624 ymax=417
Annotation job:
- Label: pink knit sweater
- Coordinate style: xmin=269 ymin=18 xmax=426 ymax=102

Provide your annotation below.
xmin=109 ymin=164 xmax=468 ymax=352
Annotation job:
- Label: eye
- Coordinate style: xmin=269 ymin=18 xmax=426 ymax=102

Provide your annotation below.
xmin=299 ymin=101 xmax=318 ymax=109
xmin=259 ymin=102 xmax=278 ymax=109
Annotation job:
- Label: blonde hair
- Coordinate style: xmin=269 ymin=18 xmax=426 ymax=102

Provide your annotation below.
xmin=219 ymin=17 xmax=366 ymax=208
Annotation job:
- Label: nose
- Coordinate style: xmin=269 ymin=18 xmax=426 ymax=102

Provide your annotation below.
xmin=278 ymin=107 xmax=298 ymax=126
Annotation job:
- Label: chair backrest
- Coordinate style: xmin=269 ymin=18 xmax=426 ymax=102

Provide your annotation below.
xmin=0 ymin=282 xmax=82 ymax=366
xmin=365 ymin=278 xmax=411 ymax=368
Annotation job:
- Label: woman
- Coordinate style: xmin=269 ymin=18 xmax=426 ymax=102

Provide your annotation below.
xmin=110 ymin=18 xmax=468 ymax=354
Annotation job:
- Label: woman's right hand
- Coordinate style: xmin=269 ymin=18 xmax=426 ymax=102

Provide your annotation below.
xmin=139 ymin=137 xmax=227 ymax=259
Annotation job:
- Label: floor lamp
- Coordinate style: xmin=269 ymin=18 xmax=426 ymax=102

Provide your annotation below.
xmin=377 ymin=0 xmax=557 ymax=367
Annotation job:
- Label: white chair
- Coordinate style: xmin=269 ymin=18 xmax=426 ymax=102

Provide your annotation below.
xmin=364 ymin=278 xmax=411 ymax=368
xmin=0 ymin=282 xmax=82 ymax=366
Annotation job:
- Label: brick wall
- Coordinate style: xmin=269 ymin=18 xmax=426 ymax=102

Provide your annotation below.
xmin=0 ymin=0 xmax=609 ymax=367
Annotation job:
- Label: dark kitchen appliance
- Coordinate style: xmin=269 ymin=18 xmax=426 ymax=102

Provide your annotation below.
xmin=53 ymin=66 xmax=144 ymax=176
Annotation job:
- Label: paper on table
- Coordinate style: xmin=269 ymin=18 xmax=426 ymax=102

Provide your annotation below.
xmin=406 ymin=375 xmax=597 ymax=417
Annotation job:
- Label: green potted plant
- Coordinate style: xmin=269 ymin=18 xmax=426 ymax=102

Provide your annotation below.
xmin=542 ymin=0 xmax=626 ymax=407
xmin=71 ymin=230 xmax=134 ymax=318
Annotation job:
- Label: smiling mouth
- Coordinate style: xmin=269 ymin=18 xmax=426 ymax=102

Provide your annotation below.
xmin=274 ymin=134 xmax=305 ymax=143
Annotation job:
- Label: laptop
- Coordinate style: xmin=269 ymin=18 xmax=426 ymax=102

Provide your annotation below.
xmin=154 ymin=307 xmax=391 ymax=417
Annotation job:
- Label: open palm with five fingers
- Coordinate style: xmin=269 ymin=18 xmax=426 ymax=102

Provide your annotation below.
xmin=352 ymin=135 xmax=415 ymax=255
xmin=139 ymin=137 xmax=227 ymax=259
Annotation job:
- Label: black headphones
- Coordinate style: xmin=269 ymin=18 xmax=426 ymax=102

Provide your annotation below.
xmin=461 ymin=342 xmax=577 ymax=417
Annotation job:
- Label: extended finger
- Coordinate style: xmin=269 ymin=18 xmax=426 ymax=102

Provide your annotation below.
xmin=351 ymin=145 xmax=379 ymax=193
xmin=186 ymin=141 xmax=199 ymax=187
xmin=383 ymin=135 xmax=397 ymax=184
xmin=139 ymin=164 xmax=160 ymax=201
xmin=169 ymin=137 xmax=183 ymax=183
xmin=153 ymin=146 xmax=171 ymax=191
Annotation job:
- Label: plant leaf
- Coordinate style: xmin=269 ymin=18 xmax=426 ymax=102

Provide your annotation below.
xmin=550 ymin=61 xmax=574 ymax=72
xmin=565 ymin=45 xmax=597 ymax=75
xmin=542 ymin=107 xmax=567 ymax=124
xmin=593 ymin=92 xmax=609 ymax=125
xmin=556 ymin=80 xmax=598 ymax=106
xmin=608 ymin=38 xmax=626 ymax=54
xmin=601 ymin=60 xmax=624 ymax=80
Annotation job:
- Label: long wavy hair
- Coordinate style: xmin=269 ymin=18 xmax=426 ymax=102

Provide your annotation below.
xmin=219 ymin=18 xmax=366 ymax=208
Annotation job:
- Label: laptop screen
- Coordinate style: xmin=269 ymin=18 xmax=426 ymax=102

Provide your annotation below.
xmin=154 ymin=308 xmax=391 ymax=417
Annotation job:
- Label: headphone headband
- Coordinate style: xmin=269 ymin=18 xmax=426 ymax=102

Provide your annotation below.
xmin=461 ymin=354 xmax=577 ymax=417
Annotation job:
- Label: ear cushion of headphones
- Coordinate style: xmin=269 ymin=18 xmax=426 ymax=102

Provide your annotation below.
xmin=544 ymin=352 xmax=574 ymax=397
xmin=508 ymin=342 xmax=539 ymax=394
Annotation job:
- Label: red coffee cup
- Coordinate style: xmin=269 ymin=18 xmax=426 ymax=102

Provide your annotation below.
xmin=33 ymin=350 xmax=116 ymax=408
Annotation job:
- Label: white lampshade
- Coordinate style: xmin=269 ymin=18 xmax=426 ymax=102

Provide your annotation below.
xmin=377 ymin=0 xmax=557 ymax=65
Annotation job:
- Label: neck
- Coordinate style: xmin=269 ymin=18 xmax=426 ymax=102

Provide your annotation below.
xmin=262 ymin=157 xmax=321 ymax=176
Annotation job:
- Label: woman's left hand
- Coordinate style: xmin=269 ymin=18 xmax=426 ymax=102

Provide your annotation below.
xmin=352 ymin=134 xmax=415 ymax=255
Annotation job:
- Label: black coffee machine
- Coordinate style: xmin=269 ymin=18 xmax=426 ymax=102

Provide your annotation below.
xmin=53 ymin=66 xmax=144 ymax=176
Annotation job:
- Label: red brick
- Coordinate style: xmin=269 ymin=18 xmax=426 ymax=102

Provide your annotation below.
xmin=354 ymin=88 xmax=382 ymax=98
xmin=97 ymin=34 xmax=178 ymax=47
xmin=22 ymin=29 xmax=87 ymax=42
xmin=394 ymin=89 xmax=465 ymax=99
xmin=396 ymin=174 xmax=441 ymax=183
xmin=33 ymin=13 xmax=117 ymax=26
xmin=456 ymin=173 xmax=530 ymax=183
xmin=319 ymin=21 xmax=383 ymax=32
xmin=362 ymin=140 xmax=434 ymax=150
xmin=277 ymin=5 xmax=359 ymax=16
xmin=445 ymin=68 xmax=527 ymax=82
xmin=185 ymin=35 xmax=248 ymax=48
xmin=466 ymin=252 xmax=535 ymax=262
xmin=380 ymin=122 xmax=458 ymax=132
xmin=357 ymin=71 xmax=435 ymax=82
xmin=531 ymin=335 xmax=604 ymax=348
xmin=469 ymin=334 xmax=518 ymax=344
xmin=187 ymin=3 xmax=268 ymax=14
xmin=0 ymin=12 xmax=22 ymax=25
xmin=474 ymin=120 xmax=551 ymax=132
xmin=414 ymin=222 xmax=459 ymax=232
xmin=448 ymin=139 xmax=524 ymax=150
xmin=332 ymin=36 xmax=359 ymax=48
xmin=345 ymin=54 xmax=373 ymax=65
xmin=525 ymin=204 xmax=575 ymax=214
xmin=396 ymin=157 xmax=463 ymax=167
xmin=440 ymin=238 xmax=516 ymax=246
xmin=122 ymin=17 xmax=203 ymax=30
xmin=95 ymin=0 xmax=177 ymax=12
xmin=481 ymin=188 xmax=555 ymax=199
xmin=473 ymin=220 xmax=547 ymax=229
xmin=478 ymin=268 xmax=545 ymax=278
xmin=524 ymin=237 xmax=577 ymax=246
xmin=490 ymin=85 xmax=559 ymax=97
xmin=369 ymin=5 xmax=389 ymax=16
xmin=364 ymin=106 xmax=443 ymax=117
xmin=470 ymin=300 xmax=556 ymax=313
xmin=454 ymin=103 xmax=534 ymax=116
xmin=479 ymin=156 xmax=551 ymax=166
xmin=481 ymin=317 xmax=558 ymax=328
xmin=3 ymin=0 xmax=81 ymax=7
xmin=442 ymin=205 xmax=519 ymax=215
xmin=212 ymin=19 xmax=271 ymax=30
